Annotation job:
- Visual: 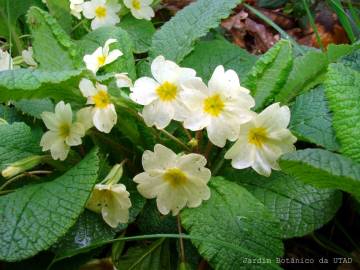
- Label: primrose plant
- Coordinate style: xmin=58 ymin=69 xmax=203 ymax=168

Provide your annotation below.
xmin=0 ymin=0 xmax=359 ymax=269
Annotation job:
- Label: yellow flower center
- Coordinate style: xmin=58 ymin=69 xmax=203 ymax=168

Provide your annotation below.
xmin=93 ymin=90 xmax=111 ymax=109
xmin=95 ymin=6 xmax=107 ymax=18
xmin=156 ymin=81 xmax=178 ymax=102
xmin=248 ymin=127 xmax=268 ymax=148
xmin=59 ymin=123 xmax=71 ymax=138
xmin=203 ymin=94 xmax=225 ymax=117
xmin=163 ymin=168 xmax=188 ymax=187
xmin=132 ymin=0 xmax=141 ymax=10
xmin=97 ymin=55 xmax=106 ymax=66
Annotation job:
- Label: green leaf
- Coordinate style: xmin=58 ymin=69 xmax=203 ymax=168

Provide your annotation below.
xmin=280 ymin=148 xmax=360 ymax=198
xmin=13 ymin=99 xmax=54 ymax=119
xmin=113 ymin=238 xmax=171 ymax=270
xmin=181 ymin=177 xmax=283 ymax=270
xmin=244 ymin=40 xmax=293 ymax=110
xmin=150 ymin=0 xmax=243 ymax=63
xmin=0 ymin=0 xmax=44 ymax=54
xmin=27 ymin=7 xmax=79 ymax=71
xmin=0 ymin=105 xmax=24 ymax=124
xmin=120 ymin=14 xmax=156 ymax=54
xmin=77 ymin=26 xmax=136 ymax=79
xmin=181 ymin=39 xmax=257 ymax=82
xmin=325 ymin=63 xmax=360 ymax=162
xmin=137 ymin=200 xmax=177 ymax=234
xmin=46 ymin=0 xmax=73 ymax=33
xmin=340 ymin=48 xmax=360 ymax=71
xmin=289 ymin=87 xmax=339 ymax=151
xmin=275 ymin=50 xmax=327 ymax=103
xmin=53 ymin=210 xmax=116 ymax=261
xmin=0 ymin=122 xmax=42 ymax=170
xmin=0 ymin=149 xmax=99 ymax=261
xmin=221 ymin=167 xmax=342 ymax=238
xmin=0 ymin=69 xmax=84 ymax=103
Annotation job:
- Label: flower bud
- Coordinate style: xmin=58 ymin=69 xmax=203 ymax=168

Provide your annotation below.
xmin=1 ymin=155 xmax=43 ymax=178
xmin=187 ymin=138 xmax=198 ymax=148
xmin=102 ymin=162 xmax=125 ymax=185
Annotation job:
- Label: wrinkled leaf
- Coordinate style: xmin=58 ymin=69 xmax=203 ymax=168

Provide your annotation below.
xmin=0 ymin=149 xmax=99 ymax=261
xmin=181 ymin=38 xmax=257 ymax=82
xmin=280 ymin=148 xmax=360 ymax=199
xmin=289 ymin=87 xmax=339 ymax=151
xmin=221 ymin=167 xmax=342 ymax=238
xmin=150 ymin=0 xmax=243 ymax=62
xmin=181 ymin=177 xmax=283 ymax=269
xmin=325 ymin=63 xmax=360 ymax=162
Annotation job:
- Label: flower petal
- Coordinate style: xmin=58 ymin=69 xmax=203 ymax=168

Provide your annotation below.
xmin=141 ymin=101 xmax=174 ymax=129
xmin=130 ymin=77 xmax=158 ymax=105
xmin=93 ymin=105 xmax=117 ymax=133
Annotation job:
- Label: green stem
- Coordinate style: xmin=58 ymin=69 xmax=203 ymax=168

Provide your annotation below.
xmin=160 ymin=129 xmax=191 ymax=152
xmin=177 ymin=215 xmax=186 ymax=263
xmin=0 ymin=170 xmax=52 ymax=191
xmin=302 ymin=0 xmax=325 ymax=51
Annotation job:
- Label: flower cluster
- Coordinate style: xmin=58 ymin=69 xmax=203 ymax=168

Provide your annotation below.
xmin=31 ymin=26 xmax=296 ymax=226
xmin=70 ymin=0 xmax=154 ymax=30
xmin=40 ymin=38 xmax=124 ymax=161
xmin=131 ymin=56 xmax=297 ymax=177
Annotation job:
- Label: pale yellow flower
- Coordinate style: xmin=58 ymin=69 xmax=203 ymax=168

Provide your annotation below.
xmin=134 ymin=144 xmax=211 ymax=215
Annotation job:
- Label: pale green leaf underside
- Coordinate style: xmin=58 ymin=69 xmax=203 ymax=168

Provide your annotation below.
xmin=325 ymin=63 xmax=360 ymax=162
xmin=0 ymin=122 xmax=42 ymax=170
xmin=0 ymin=149 xmax=99 ymax=261
xmin=14 ymin=99 xmax=54 ymax=119
xmin=150 ymin=0 xmax=243 ymax=63
xmin=276 ymin=50 xmax=327 ymax=103
xmin=289 ymin=87 xmax=339 ymax=151
xmin=181 ymin=38 xmax=257 ymax=82
xmin=244 ymin=40 xmax=293 ymax=111
xmin=181 ymin=177 xmax=283 ymax=270
xmin=222 ymin=168 xmax=341 ymax=238
xmin=280 ymin=148 xmax=360 ymax=198
xmin=0 ymin=69 xmax=84 ymax=103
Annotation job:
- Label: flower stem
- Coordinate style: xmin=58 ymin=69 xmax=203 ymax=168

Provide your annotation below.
xmin=182 ymin=126 xmax=192 ymax=141
xmin=177 ymin=215 xmax=186 ymax=263
xmin=0 ymin=170 xmax=52 ymax=191
xmin=204 ymin=141 xmax=213 ymax=161
xmin=160 ymin=129 xmax=191 ymax=152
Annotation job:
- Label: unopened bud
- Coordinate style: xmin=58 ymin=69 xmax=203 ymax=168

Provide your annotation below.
xmin=102 ymin=161 xmax=125 ymax=185
xmin=1 ymin=155 xmax=43 ymax=178
xmin=187 ymin=138 xmax=198 ymax=148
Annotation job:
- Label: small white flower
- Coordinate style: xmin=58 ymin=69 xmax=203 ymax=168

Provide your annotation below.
xmin=83 ymin=38 xmax=123 ymax=74
xmin=79 ymin=78 xmax=117 ymax=133
xmin=87 ymin=183 xmax=131 ymax=227
xmin=21 ymin=47 xmax=37 ymax=67
xmin=225 ymin=103 xmax=297 ymax=177
xmin=82 ymin=0 xmax=121 ymax=30
xmin=133 ymin=144 xmax=211 ymax=216
xmin=130 ymin=55 xmax=197 ymax=129
xmin=0 ymin=50 xmax=13 ymax=71
xmin=70 ymin=0 xmax=84 ymax=19
xmin=115 ymin=72 xmax=133 ymax=88
xmin=123 ymin=0 xmax=154 ymax=20
xmin=40 ymin=101 xmax=86 ymax=161
xmin=181 ymin=65 xmax=255 ymax=147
